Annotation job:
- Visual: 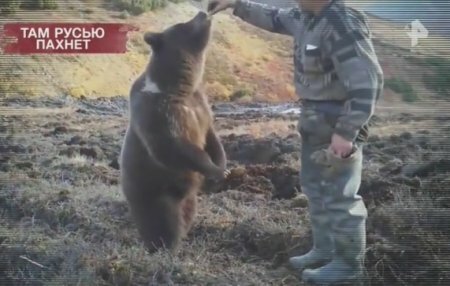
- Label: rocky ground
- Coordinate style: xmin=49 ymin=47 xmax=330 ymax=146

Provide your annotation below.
xmin=1 ymin=95 xmax=449 ymax=286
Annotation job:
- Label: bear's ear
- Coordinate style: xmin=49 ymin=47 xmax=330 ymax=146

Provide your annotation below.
xmin=144 ymin=32 xmax=163 ymax=50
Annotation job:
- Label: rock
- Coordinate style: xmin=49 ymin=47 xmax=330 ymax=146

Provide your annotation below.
xmin=230 ymin=142 xmax=281 ymax=164
xmin=382 ymin=146 xmax=406 ymax=156
xmin=0 ymin=144 xmax=26 ymax=154
xmin=53 ymin=126 xmax=68 ymax=134
xmin=373 ymin=141 xmax=385 ymax=148
xmin=56 ymin=189 xmax=70 ymax=202
xmin=246 ymin=142 xmax=281 ymax=164
xmin=65 ymin=223 xmax=78 ymax=232
xmin=368 ymin=135 xmax=380 ymax=142
xmin=400 ymin=132 xmax=413 ymax=140
xmin=223 ymin=134 xmax=288 ymax=164
xmin=389 ymin=134 xmax=401 ymax=144
xmin=275 ymin=153 xmax=299 ymax=164
xmin=411 ymin=136 xmax=429 ymax=149
xmin=228 ymin=166 xmax=247 ymax=177
xmin=290 ymin=194 xmax=308 ymax=208
xmin=279 ymin=140 xmax=300 ymax=153
xmin=271 ymin=172 xmax=300 ymax=199
xmin=359 ymin=178 xmax=397 ymax=205
xmin=76 ymin=108 xmax=88 ymax=114
xmin=391 ymin=176 xmax=422 ymax=188
xmin=417 ymin=130 xmax=430 ymax=135
xmin=66 ymin=135 xmax=86 ymax=146
xmin=16 ymin=162 xmax=33 ymax=169
xmin=59 ymin=147 xmax=78 ymax=157
xmin=436 ymin=197 xmax=450 ymax=208
xmin=402 ymin=159 xmax=450 ymax=178
xmin=401 ymin=164 xmax=424 ymax=177
xmin=379 ymin=158 xmax=403 ymax=174
xmin=80 ymin=146 xmax=103 ymax=159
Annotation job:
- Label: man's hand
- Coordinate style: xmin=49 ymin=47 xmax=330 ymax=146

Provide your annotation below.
xmin=329 ymin=133 xmax=353 ymax=158
xmin=207 ymin=0 xmax=237 ymax=15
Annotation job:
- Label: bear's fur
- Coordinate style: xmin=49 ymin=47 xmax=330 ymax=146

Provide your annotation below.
xmin=119 ymin=12 xmax=227 ymax=254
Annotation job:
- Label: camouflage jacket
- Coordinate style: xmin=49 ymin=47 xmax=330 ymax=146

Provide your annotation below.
xmin=233 ymin=0 xmax=384 ymax=142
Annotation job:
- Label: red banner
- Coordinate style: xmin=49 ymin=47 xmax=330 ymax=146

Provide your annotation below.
xmin=1 ymin=23 xmax=138 ymax=54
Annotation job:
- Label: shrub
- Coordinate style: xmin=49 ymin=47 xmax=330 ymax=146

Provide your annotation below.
xmin=230 ymin=88 xmax=252 ymax=101
xmin=111 ymin=0 xmax=182 ymax=15
xmin=422 ymin=57 xmax=450 ymax=97
xmin=385 ymin=78 xmax=418 ymax=102
xmin=21 ymin=0 xmax=58 ymax=9
xmin=0 ymin=0 xmax=21 ymax=14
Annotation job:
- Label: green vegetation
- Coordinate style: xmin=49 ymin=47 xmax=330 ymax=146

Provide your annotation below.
xmin=0 ymin=0 xmax=57 ymax=14
xmin=385 ymin=78 xmax=419 ymax=102
xmin=422 ymin=57 xmax=450 ymax=97
xmin=1 ymin=0 xmax=187 ymax=15
xmin=111 ymin=0 xmax=184 ymax=15
xmin=0 ymin=0 xmax=20 ymax=14
xmin=0 ymin=66 xmax=21 ymax=96
xmin=230 ymin=88 xmax=253 ymax=101
xmin=21 ymin=0 xmax=58 ymax=9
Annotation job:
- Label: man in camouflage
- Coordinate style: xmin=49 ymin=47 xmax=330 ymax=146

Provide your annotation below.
xmin=208 ymin=0 xmax=383 ymax=284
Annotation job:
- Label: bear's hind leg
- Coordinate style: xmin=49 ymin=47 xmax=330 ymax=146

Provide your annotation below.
xmin=130 ymin=196 xmax=182 ymax=254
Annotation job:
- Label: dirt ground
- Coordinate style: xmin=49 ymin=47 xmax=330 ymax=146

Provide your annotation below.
xmin=1 ymin=94 xmax=449 ymax=286
xmin=1 ymin=1 xmax=450 ymax=285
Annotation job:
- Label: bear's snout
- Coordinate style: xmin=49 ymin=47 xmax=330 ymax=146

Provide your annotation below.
xmin=192 ymin=11 xmax=210 ymax=25
xmin=195 ymin=11 xmax=208 ymax=20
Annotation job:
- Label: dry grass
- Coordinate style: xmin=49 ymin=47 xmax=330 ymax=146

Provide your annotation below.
xmin=0 ymin=172 xmax=308 ymax=286
xmin=0 ymin=99 xmax=308 ymax=285
xmin=1 ymin=1 xmax=296 ymax=102
xmin=218 ymin=119 xmax=297 ymax=138
xmin=2 ymin=95 xmax=450 ymax=285
xmin=2 ymin=1 xmax=450 ymax=285
xmin=366 ymin=189 xmax=450 ymax=285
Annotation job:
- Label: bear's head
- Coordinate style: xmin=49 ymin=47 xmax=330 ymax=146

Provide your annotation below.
xmin=143 ymin=11 xmax=212 ymax=94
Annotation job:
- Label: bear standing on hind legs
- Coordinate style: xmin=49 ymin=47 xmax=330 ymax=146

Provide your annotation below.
xmin=119 ymin=11 xmax=228 ymax=254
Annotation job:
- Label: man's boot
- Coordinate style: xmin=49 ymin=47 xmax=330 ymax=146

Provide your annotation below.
xmin=301 ymin=143 xmax=367 ymax=285
xmin=289 ymin=220 xmax=333 ymax=270
xmin=291 ymin=129 xmax=335 ymax=271
xmin=302 ymin=223 xmax=366 ymax=285
xmin=289 ymin=196 xmax=334 ymax=270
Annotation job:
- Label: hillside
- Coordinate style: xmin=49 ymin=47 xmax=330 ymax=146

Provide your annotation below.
xmin=1 ymin=1 xmax=450 ymax=286
xmin=1 ymin=1 xmax=296 ymax=102
xmin=2 ymin=0 xmax=450 ymax=104
xmin=2 ymin=1 xmax=449 ymax=104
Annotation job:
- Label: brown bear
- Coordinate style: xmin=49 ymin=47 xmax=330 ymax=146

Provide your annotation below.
xmin=119 ymin=11 xmax=227 ymax=254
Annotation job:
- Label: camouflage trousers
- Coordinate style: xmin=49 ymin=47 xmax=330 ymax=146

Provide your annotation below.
xmin=298 ymin=105 xmax=368 ymax=266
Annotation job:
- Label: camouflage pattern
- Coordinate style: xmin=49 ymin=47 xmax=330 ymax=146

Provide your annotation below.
xmin=233 ymin=0 xmax=377 ymax=282
xmin=299 ymin=107 xmax=367 ymax=283
xmin=233 ymin=0 xmax=384 ymax=142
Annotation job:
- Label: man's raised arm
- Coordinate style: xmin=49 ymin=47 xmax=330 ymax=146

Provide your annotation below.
xmin=209 ymin=0 xmax=301 ymax=36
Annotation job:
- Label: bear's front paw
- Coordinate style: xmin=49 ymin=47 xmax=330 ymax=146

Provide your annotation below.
xmin=206 ymin=167 xmax=228 ymax=181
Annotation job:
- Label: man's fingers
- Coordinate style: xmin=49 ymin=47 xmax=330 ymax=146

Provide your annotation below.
xmin=343 ymin=149 xmax=352 ymax=158
xmin=332 ymin=147 xmax=344 ymax=158
xmin=329 ymin=145 xmax=352 ymax=158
